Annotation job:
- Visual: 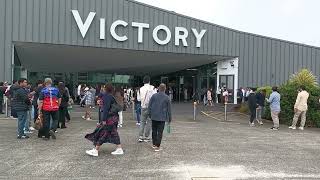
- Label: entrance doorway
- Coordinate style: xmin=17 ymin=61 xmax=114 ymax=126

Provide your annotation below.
xmin=219 ymin=75 xmax=234 ymax=103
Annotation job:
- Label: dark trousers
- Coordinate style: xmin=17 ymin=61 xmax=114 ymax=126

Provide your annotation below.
xmin=58 ymin=107 xmax=67 ymax=128
xmin=33 ymin=104 xmax=38 ymax=122
xmin=152 ymin=120 xmax=166 ymax=147
xmin=38 ymin=111 xmax=58 ymax=138
xmin=0 ymin=100 xmax=3 ymax=113
xmin=65 ymin=110 xmax=70 ymax=121
xmin=249 ymin=107 xmax=256 ymax=123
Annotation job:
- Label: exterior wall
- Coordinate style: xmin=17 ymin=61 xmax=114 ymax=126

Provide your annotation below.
xmin=0 ymin=0 xmax=320 ymax=87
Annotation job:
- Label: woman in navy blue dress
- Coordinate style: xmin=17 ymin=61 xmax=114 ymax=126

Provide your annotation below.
xmin=85 ymin=83 xmax=124 ymax=156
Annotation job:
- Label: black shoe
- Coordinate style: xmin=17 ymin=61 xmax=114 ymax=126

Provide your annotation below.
xmin=49 ymin=130 xmax=56 ymax=139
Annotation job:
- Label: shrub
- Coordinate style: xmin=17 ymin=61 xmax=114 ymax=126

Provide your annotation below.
xmin=257 ymin=86 xmax=272 ymax=96
xmin=279 ymin=69 xmax=320 ymax=127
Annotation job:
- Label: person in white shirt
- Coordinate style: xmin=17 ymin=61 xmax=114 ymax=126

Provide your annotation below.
xmin=138 ymin=76 xmax=155 ymax=142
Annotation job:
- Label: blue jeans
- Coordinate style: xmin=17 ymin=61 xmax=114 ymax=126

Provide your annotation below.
xmin=135 ymin=102 xmax=141 ymax=123
xmin=17 ymin=111 xmax=27 ymax=136
xmin=24 ymin=110 xmax=31 ymax=131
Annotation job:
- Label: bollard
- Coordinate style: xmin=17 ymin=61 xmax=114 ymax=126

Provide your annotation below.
xmin=224 ymin=102 xmax=227 ymax=121
xmin=224 ymin=96 xmax=228 ymax=121
xmin=193 ymin=102 xmax=196 ymax=120
xmin=5 ymin=96 xmax=8 ymax=117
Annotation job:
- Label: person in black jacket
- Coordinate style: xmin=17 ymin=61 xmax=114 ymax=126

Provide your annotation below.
xmin=247 ymin=88 xmax=258 ymax=127
xmin=256 ymin=89 xmax=266 ymax=125
xmin=58 ymin=82 xmax=69 ymax=129
xmin=12 ymin=78 xmax=31 ymax=139
xmin=32 ymin=80 xmax=44 ymax=122
xmin=0 ymin=82 xmax=5 ymax=114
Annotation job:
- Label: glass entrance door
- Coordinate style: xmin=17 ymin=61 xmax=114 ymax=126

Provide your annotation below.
xmin=219 ymin=75 xmax=234 ymax=103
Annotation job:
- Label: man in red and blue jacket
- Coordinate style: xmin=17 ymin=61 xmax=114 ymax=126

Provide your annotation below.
xmin=38 ymin=78 xmax=61 ymax=140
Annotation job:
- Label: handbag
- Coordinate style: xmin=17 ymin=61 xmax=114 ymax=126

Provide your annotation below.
xmin=34 ymin=113 xmax=43 ymax=130
xmin=109 ymin=96 xmax=123 ymax=115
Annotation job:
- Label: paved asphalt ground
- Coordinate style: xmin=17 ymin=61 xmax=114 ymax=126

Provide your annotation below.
xmin=0 ymin=103 xmax=320 ymax=180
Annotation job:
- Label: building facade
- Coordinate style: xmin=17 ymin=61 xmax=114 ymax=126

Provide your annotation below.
xmin=0 ymin=0 xmax=320 ymax=103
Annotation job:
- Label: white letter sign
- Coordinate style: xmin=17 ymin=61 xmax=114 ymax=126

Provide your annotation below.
xmin=110 ymin=20 xmax=128 ymax=42
xmin=175 ymin=27 xmax=189 ymax=47
xmin=192 ymin=29 xmax=207 ymax=48
xmin=153 ymin=25 xmax=171 ymax=45
xmin=71 ymin=10 xmax=96 ymax=38
xmin=132 ymin=22 xmax=150 ymax=43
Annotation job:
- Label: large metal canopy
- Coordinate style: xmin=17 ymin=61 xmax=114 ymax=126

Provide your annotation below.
xmin=14 ymin=42 xmax=232 ymax=76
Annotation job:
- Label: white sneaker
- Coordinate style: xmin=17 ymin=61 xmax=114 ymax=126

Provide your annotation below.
xmin=299 ymin=127 xmax=304 ymax=130
xmin=259 ymin=121 xmax=263 ymax=125
xmin=289 ymin=126 xmax=296 ymax=130
xmin=136 ymin=123 xmax=140 ymax=126
xmin=24 ymin=131 xmax=33 ymax=134
xmin=154 ymin=147 xmax=162 ymax=152
xmin=250 ymin=123 xmax=255 ymax=127
xmin=86 ymin=148 xmax=98 ymax=157
xmin=29 ymin=127 xmax=36 ymax=131
xmin=82 ymin=116 xmax=86 ymax=120
xmin=86 ymin=118 xmax=93 ymax=121
xmin=111 ymin=148 xmax=124 ymax=155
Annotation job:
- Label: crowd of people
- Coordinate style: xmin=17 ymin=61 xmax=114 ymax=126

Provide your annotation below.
xmin=2 ymin=75 xmax=320 ymax=157
xmin=0 ymin=75 xmax=172 ymax=156
xmin=0 ymin=78 xmax=72 ymax=139
xmin=243 ymin=85 xmax=320 ymax=131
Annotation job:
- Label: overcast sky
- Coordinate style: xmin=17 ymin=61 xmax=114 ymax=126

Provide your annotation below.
xmin=135 ymin=0 xmax=320 ymax=47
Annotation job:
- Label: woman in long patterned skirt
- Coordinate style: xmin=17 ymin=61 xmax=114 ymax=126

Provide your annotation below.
xmin=85 ymin=83 xmax=124 ymax=157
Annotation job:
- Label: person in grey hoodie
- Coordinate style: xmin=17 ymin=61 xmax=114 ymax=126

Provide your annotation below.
xmin=148 ymin=83 xmax=172 ymax=152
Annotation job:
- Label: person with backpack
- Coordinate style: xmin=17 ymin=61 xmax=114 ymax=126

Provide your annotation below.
xmin=32 ymin=80 xmax=44 ymax=123
xmin=38 ymin=78 xmax=61 ymax=140
xmin=57 ymin=82 xmax=69 ymax=129
xmin=11 ymin=78 xmax=31 ymax=139
xmin=85 ymin=83 xmax=124 ymax=157
xmin=138 ymin=76 xmax=156 ymax=142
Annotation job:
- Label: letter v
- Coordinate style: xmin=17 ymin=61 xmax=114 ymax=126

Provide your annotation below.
xmin=71 ymin=10 xmax=96 ymax=38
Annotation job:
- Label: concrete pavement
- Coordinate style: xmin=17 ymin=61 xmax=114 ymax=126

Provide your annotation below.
xmin=0 ymin=103 xmax=320 ymax=180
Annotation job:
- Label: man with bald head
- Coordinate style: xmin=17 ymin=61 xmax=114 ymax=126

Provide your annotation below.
xmin=148 ymin=83 xmax=172 ymax=152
